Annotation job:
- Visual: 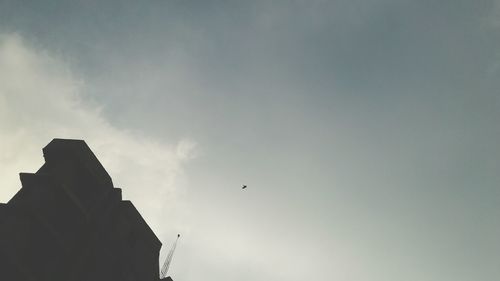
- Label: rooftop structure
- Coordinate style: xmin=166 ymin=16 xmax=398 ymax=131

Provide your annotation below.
xmin=0 ymin=139 xmax=171 ymax=281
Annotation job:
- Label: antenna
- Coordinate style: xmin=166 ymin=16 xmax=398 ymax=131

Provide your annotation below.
xmin=160 ymin=234 xmax=180 ymax=279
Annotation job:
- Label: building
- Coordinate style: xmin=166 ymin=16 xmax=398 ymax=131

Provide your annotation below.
xmin=0 ymin=139 xmax=171 ymax=281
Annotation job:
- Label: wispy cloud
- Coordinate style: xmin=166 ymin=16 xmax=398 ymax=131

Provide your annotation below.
xmin=0 ymin=33 xmax=196 ymax=241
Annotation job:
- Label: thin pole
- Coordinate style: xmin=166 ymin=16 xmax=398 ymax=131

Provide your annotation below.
xmin=160 ymin=234 xmax=180 ymax=279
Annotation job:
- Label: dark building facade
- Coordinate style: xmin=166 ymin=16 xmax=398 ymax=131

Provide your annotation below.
xmin=0 ymin=139 xmax=171 ymax=281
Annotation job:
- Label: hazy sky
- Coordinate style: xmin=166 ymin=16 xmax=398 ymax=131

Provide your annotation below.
xmin=1 ymin=1 xmax=499 ymax=281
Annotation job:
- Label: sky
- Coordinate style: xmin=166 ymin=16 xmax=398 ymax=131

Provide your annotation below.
xmin=0 ymin=1 xmax=499 ymax=281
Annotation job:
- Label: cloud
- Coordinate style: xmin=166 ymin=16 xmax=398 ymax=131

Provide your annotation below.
xmin=482 ymin=0 xmax=500 ymax=75
xmin=490 ymin=0 xmax=500 ymax=27
xmin=0 ymin=33 xmax=196 ymax=242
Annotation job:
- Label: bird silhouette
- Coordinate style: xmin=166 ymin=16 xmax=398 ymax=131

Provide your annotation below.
xmin=242 ymin=185 xmax=247 ymax=189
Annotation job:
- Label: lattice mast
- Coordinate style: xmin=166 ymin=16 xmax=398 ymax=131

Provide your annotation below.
xmin=160 ymin=234 xmax=180 ymax=279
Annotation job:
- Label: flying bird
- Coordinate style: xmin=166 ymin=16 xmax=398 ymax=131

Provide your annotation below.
xmin=242 ymin=185 xmax=247 ymax=189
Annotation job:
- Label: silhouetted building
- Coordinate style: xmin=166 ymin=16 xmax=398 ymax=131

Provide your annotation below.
xmin=0 ymin=139 xmax=171 ymax=281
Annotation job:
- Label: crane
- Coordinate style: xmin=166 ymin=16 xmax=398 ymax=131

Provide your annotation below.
xmin=160 ymin=234 xmax=180 ymax=279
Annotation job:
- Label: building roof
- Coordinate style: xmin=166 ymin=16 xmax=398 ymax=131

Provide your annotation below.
xmin=0 ymin=139 xmax=165 ymax=281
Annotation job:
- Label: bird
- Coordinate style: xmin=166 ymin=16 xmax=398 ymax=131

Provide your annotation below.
xmin=242 ymin=185 xmax=247 ymax=189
